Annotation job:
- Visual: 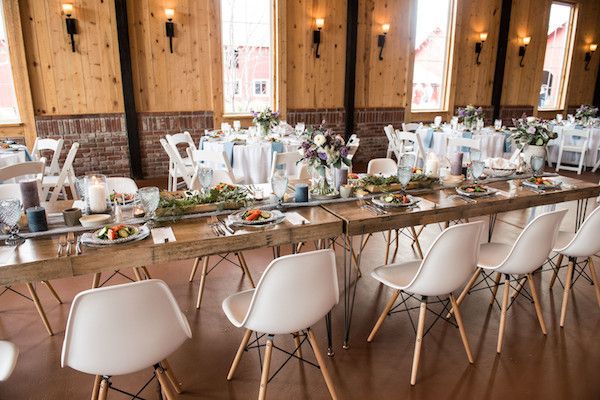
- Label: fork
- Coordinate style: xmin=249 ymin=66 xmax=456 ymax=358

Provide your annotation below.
xmin=208 ymin=216 xmax=223 ymax=236
xmin=57 ymin=236 xmax=67 ymax=257
xmin=67 ymin=232 xmax=76 ymax=256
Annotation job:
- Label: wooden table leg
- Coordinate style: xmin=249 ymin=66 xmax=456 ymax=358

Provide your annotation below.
xmin=410 ymin=227 xmax=424 ymax=259
xmin=26 ymin=283 xmax=53 ymax=336
xmin=41 ymin=281 xmax=62 ymax=304
xmin=189 ymin=258 xmax=200 ymax=282
xmin=92 ymin=273 xmax=101 ymax=289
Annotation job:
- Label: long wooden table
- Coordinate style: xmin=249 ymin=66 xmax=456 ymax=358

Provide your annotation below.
xmin=321 ymin=176 xmax=600 ymax=348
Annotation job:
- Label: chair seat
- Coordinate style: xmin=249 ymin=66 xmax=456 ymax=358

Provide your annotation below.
xmin=478 ymin=242 xmax=512 ymax=269
xmin=0 ymin=341 xmax=18 ymax=381
xmin=222 ymin=289 xmax=254 ymax=328
xmin=42 ymin=175 xmax=71 ymax=186
xmin=371 ymin=260 xmax=422 ymax=290
xmin=553 ymin=231 xmax=575 ymax=252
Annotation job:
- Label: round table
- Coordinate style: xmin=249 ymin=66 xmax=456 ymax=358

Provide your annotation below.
xmin=416 ymin=127 xmax=509 ymax=160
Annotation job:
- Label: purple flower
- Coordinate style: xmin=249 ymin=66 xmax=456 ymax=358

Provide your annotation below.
xmin=340 ymin=146 xmax=349 ymax=157
xmin=318 ymin=152 xmax=328 ymax=161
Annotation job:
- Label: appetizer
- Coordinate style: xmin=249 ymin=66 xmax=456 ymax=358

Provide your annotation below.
xmin=241 ymin=209 xmax=272 ymax=222
xmin=459 ymin=184 xmax=487 ymax=194
xmin=97 ymin=224 xmax=139 ymax=241
xmin=109 ymin=192 xmax=135 ymax=203
xmin=381 ymin=193 xmax=411 ymax=205
xmin=527 ymin=177 xmax=556 ymax=187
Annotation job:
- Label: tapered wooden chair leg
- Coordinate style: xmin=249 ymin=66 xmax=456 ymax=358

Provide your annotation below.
xmin=549 ymin=253 xmax=564 ymax=289
xmin=155 ymin=365 xmax=176 ymax=400
xmin=450 ymin=293 xmax=473 ymax=363
xmin=258 ymin=336 xmax=274 ymax=400
xmin=238 ymin=253 xmax=255 ymax=288
xmin=367 ymin=290 xmax=400 ymax=342
xmin=91 ymin=375 xmax=101 ymax=400
xmin=497 ymin=276 xmax=510 ymax=353
xmin=92 ymin=273 xmax=101 ymax=289
xmin=42 ymin=281 xmax=62 ymax=304
xmin=410 ymin=227 xmax=424 ymax=259
xmin=307 ymin=329 xmax=338 ymax=399
xmin=527 ymin=273 xmax=547 ymax=334
xmin=448 ymin=268 xmax=481 ymax=318
xmin=228 ymin=329 xmax=253 ymax=380
xmin=141 ymin=266 xmax=152 ymax=279
xmin=195 ymin=257 xmax=210 ymax=309
xmin=410 ymin=300 xmax=427 ymax=385
xmin=26 ymin=283 xmax=53 ymax=336
xmin=384 ymin=230 xmax=392 ymax=264
xmin=489 ymin=273 xmax=501 ymax=306
xmin=560 ymin=260 xmax=575 ymax=327
xmin=292 ymin=332 xmax=303 ymax=358
xmin=189 ymin=258 xmax=200 ymax=282
xmin=97 ymin=378 xmax=109 ymax=400
xmin=588 ymin=257 xmax=600 ymax=307
xmin=161 ymin=358 xmax=183 ymax=394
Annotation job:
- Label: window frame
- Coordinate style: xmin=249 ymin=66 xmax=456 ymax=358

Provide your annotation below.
xmin=0 ymin=0 xmax=21 ymax=125
xmin=252 ymin=79 xmax=269 ymax=97
xmin=409 ymin=0 xmax=458 ymax=113
xmin=537 ymin=1 xmax=578 ymax=112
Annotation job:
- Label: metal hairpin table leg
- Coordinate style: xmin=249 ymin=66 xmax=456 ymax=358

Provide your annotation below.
xmin=326 ymin=311 xmax=334 ymax=356
xmin=343 ymin=232 xmax=363 ymax=350
xmin=575 ymin=198 xmax=589 ymax=232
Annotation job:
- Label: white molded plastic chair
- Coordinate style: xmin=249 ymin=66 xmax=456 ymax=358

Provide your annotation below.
xmin=165 ymin=132 xmax=197 ymax=191
xmin=0 ymin=341 xmax=18 ymax=381
xmin=42 ymin=142 xmax=79 ymax=203
xmin=555 ymin=128 xmax=590 ymax=174
xmin=62 ymin=279 xmax=191 ymax=399
xmin=456 ymin=209 xmax=567 ymax=354
xmin=222 ymin=250 xmax=338 ymax=399
xmin=0 ymin=160 xmax=45 ymax=183
xmin=393 ymin=130 xmax=426 ymax=167
xmin=106 ymin=177 xmax=138 ymax=195
xmin=187 ymin=148 xmax=242 ymax=186
xmin=367 ymin=158 xmax=397 ymax=175
xmin=549 ymin=206 xmax=600 ymax=327
xmin=32 ymin=137 xmax=64 ymax=176
xmin=269 ymin=151 xmax=310 ymax=181
xmin=368 ymin=221 xmax=484 ymax=385
xmin=402 ymin=122 xmax=420 ymax=133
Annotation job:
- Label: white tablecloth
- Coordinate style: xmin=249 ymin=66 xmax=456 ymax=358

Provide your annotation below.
xmin=415 ymin=127 xmax=509 ymax=161
xmin=547 ymin=125 xmax=600 ymax=167
xmin=202 ymin=140 xmax=301 ymax=184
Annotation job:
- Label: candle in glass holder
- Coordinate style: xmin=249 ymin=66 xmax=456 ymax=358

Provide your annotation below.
xmin=450 ymin=152 xmax=464 ymax=176
xmin=86 ymin=175 xmax=108 ymax=213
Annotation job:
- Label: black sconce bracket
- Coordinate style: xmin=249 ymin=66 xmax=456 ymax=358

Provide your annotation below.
xmin=377 ymin=34 xmax=386 ymax=61
xmin=166 ymin=21 xmax=175 ymax=53
xmin=65 ymin=17 xmax=77 ymax=52
xmin=313 ymin=29 xmax=321 ymax=58
xmin=518 ymin=46 xmax=526 ymax=67
xmin=584 ymin=51 xmax=592 ymax=71
xmin=475 ymin=42 xmax=483 ymax=65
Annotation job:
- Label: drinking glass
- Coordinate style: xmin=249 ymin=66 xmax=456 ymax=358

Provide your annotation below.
xmin=233 ymin=120 xmax=241 ymax=131
xmin=397 ymin=166 xmax=413 ymax=192
xmin=271 ymin=170 xmax=288 ymax=208
xmin=399 ymin=154 xmax=416 ymax=169
xmin=556 ymin=114 xmax=563 ymax=123
xmin=470 ymin=149 xmax=482 ymax=162
xmin=0 ymin=199 xmax=25 ymax=246
xmin=138 ymin=187 xmax=160 ymax=225
xmin=530 ymin=156 xmax=545 ymax=177
xmin=471 ymin=160 xmax=485 ymax=184
xmin=295 ymin=122 xmax=305 ymax=136
xmin=197 ymin=166 xmax=214 ymax=196
xmin=494 ymin=119 xmax=502 ymax=130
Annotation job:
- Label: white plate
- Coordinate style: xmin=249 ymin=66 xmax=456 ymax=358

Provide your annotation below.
xmin=456 ymin=186 xmax=494 ymax=198
xmin=522 ymin=179 xmax=561 ymax=190
xmin=82 ymin=225 xmax=150 ymax=246
xmin=372 ymin=195 xmax=418 ymax=208
xmin=229 ymin=210 xmax=285 ymax=226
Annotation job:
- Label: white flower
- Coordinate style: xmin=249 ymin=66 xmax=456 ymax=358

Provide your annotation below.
xmin=314 ymin=134 xmax=326 ymax=147
xmin=298 ymin=148 xmax=304 ymax=156
xmin=526 ymin=116 xmax=536 ymax=123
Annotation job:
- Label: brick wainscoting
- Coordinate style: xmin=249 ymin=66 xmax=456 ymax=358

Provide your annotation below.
xmin=138 ymin=111 xmax=213 ymax=178
xmin=353 ymin=107 xmax=405 ymax=164
xmin=286 ymin=108 xmax=346 ymax=136
xmin=498 ymin=105 xmax=535 ymax=125
xmin=35 ymin=113 xmax=130 ymax=176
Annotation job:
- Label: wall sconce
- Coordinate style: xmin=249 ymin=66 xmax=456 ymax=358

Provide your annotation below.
xmin=62 ymin=3 xmax=77 ymax=53
xmin=474 ymin=32 xmax=487 ymax=65
xmin=377 ymin=23 xmax=390 ymax=61
xmin=518 ymin=36 xmax=531 ymax=67
xmin=165 ymin=8 xmax=175 ymax=54
xmin=313 ymin=18 xmax=324 ymax=58
xmin=585 ymin=43 xmax=597 ymax=71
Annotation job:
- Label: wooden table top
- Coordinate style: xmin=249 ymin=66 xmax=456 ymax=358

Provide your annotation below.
xmin=0 ymin=205 xmax=342 ymax=286
xmin=322 ymin=176 xmax=600 ymax=236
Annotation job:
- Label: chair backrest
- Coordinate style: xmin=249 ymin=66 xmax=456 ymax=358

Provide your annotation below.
xmin=0 ymin=161 xmax=45 ymax=182
xmin=556 ymin=206 xmax=600 ymax=257
xmin=166 ymin=132 xmax=197 ymax=156
xmin=560 ymin=128 xmax=590 ymax=148
xmin=0 ymin=181 xmax=43 ymax=203
xmin=47 ymin=143 xmax=79 ymax=203
xmin=61 ymin=279 xmax=191 ymax=376
xmin=405 ymin=221 xmax=484 ymax=297
xmin=402 ymin=122 xmax=420 ymax=132
xmin=270 ymin=151 xmax=309 ymax=180
xmin=446 ymin=137 xmax=481 ymax=154
xmin=383 ymin=125 xmax=396 ymax=143
xmin=106 ymin=177 xmax=138 ymax=194
xmin=0 ymin=341 xmax=18 ymax=381
xmin=393 ymin=130 xmax=427 ymax=166
xmin=367 ymin=158 xmax=397 ymax=175
xmin=32 ymin=137 xmax=64 ymax=175
xmin=239 ymin=250 xmax=338 ymax=335
xmin=160 ymin=138 xmax=193 ymax=188
xmin=187 ymin=148 xmax=236 ymax=184
xmin=493 ymin=209 xmax=567 ymax=274
xmin=347 ymin=133 xmax=360 ymax=147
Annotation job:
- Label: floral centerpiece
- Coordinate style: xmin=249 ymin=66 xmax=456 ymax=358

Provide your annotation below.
xmin=456 ymin=105 xmax=483 ymax=130
xmin=575 ymin=105 xmax=598 ymax=125
xmin=509 ymin=116 xmax=557 ymax=166
xmin=298 ymin=125 xmax=351 ymax=196
xmin=252 ymin=107 xmax=280 ymax=135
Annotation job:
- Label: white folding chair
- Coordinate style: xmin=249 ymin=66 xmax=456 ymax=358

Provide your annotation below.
xmin=383 ymin=125 xmax=397 ymax=158
xmin=555 ymin=128 xmax=590 ymax=174
xmin=269 ymin=151 xmax=310 ymax=181
xmin=187 ymin=148 xmax=242 ymax=187
xmin=548 ymin=206 xmax=600 ymax=327
xmin=160 ymin=139 xmax=194 ymax=191
xmin=223 ymin=250 xmax=338 ymax=399
xmin=346 ymin=134 xmax=360 ymax=173
xmin=0 ymin=160 xmax=45 ymax=183
xmin=454 ymin=209 xmax=567 ymax=354
xmin=62 ymin=279 xmax=191 ymax=400
xmin=32 ymin=137 xmax=64 ymax=176
xmin=592 ymin=149 xmax=600 ymax=172
xmin=368 ymin=221 xmax=484 ymax=385
xmin=445 ymin=136 xmax=482 ymax=156
xmin=367 ymin=158 xmax=397 ymax=175
xmin=393 ymin=130 xmax=426 ymax=167
xmin=402 ymin=122 xmax=421 ymax=133
xmin=42 ymin=142 xmax=79 ymax=203
xmin=165 ymin=132 xmax=197 ymax=191
xmin=0 ymin=341 xmax=18 ymax=381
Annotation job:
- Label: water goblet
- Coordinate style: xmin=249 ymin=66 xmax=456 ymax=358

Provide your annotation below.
xmin=197 ymin=166 xmax=214 ymax=196
xmin=0 ymin=199 xmax=25 ymax=246
xmin=295 ymin=122 xmax=305 ymax=137
xmin=271 ymin=170 xmax=288 ymax=208
xmin=470 ymin=149 xmax=482 ymax=162
xmin=397 ymin=166 xmax=413 ymax=193
xmin=138 ymin=187 xmax=160 ymax=227
xmin=471 ymin=160 xmax=485 ymax=184
xmin=494 ymin=119 xmax=503 ymax=130
xmin=530 ymin=156 xmax=545 ymax=177
xmin=399 ymin=154 xmax=416 ymax=169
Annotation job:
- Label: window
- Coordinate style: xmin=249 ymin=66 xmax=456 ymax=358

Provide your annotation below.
xmin=411 ymin=0 xmax=456 ymax=112
xmin=221 ymin=0 xmax=274 ymax=114
xmin=538 ymin=2 xmax=576 ymax=110
xmin=0 ymin=1 xmax=20 ymax=124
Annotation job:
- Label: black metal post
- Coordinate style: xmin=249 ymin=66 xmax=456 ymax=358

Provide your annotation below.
xmin=491 ymin=0 xmax=513 ymax=120
xmin=343 ymin=0 xmax=359 ymax=139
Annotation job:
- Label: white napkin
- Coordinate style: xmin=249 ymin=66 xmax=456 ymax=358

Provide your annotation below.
xmin=285 ymin=212 xmax=310 ymax=225
xmin=151 ymin=227 xmax=176 ymax=244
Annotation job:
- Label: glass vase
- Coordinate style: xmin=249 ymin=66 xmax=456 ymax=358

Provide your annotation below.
xmin=311 ymin=166 xmax=337 ymax=197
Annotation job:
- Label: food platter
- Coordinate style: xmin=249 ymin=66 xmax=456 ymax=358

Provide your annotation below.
xmin=522 ymin=177 xmax=562 ymax=190
xmin=372 ymin=193 xmax=418 ymax=208
xmin=456 ymin=184 xmax=495 ymax=198
xmin=81 ymin=224 xmax=150 ymax=246
xmin=229 ymin=209 xmax=285 ymax=226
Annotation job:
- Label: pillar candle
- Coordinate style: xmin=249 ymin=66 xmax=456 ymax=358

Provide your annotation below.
xmin=26 ymin=206 xmax=48 ymax=232
xmin=450 ymin=152 xmax=464 ymax=176
xmin=88 ymin=180 xmax=107 ymax=213
xmin=20 ymin=180 xmax=40 ymax=210
xmin=294 ymin=184 xmax=309 ymax=203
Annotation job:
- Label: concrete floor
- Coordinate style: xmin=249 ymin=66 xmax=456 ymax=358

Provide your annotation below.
xmin=0 ymin=171 xmax=599 ymax=399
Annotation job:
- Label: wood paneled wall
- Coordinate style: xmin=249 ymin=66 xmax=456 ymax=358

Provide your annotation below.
xmin=19 ymin=0 xmax=123 ymax=115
